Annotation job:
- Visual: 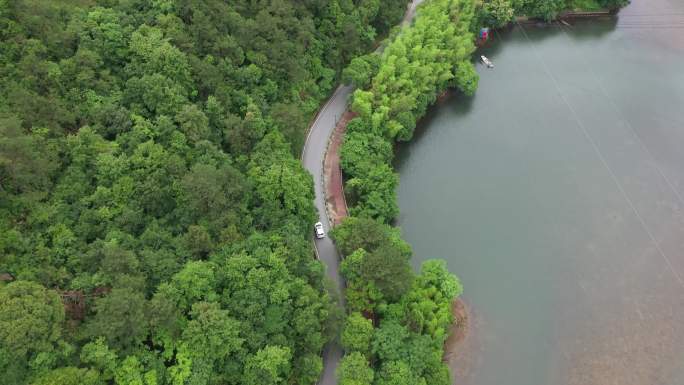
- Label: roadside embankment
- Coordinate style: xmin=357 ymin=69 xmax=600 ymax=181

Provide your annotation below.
xmin=323 ymin=111 xmax=356 ymax=226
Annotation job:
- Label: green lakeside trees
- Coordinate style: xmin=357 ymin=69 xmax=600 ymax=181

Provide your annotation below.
xmin=336 ymin=0 xmax=472 ymax=383
xmin=331 ymin=219 xmax=463 ymax=385
xmin=495 ymin=0 xmax=630 ymax=22
xmin=330 ymin=217 xmax=463 ymax=385
xmin=0 ymin=0 xmax=411 ymax=384
xmin=344 ymin=0 xmax=478 ymax=224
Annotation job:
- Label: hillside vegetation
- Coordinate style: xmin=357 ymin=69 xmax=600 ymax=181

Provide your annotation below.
xmin=0 ymin=1 xmax=409 ymax=384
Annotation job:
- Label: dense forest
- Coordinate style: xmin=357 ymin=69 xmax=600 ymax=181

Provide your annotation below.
xmin=0 ymin=0 xmax=410 ymax=384
xmin=0 ymin=0 xmax=632 ymax=384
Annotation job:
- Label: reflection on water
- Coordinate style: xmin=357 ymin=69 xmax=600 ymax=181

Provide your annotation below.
xmin=395 ymin=1 xmax=684 ymax=384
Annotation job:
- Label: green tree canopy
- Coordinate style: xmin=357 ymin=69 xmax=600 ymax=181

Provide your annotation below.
xmin=0 ymin=281 xmax=64 ymax=360
xmin=337 ymin=351 xmax=374 ymax=385
xmin=32 ymin=366 xmax=102 ymax=385
xmin=341 ymin=312 xmax=374 ymax=355
xmin=361 ymin=243 xmax=413 ymax=302
xmin=330 ymin=216 xmax=410 ymax=258
xmin=243 ymin=345 xmax=292 ymax=385
xmin=83 ymin=287 xmax=148 ymax=353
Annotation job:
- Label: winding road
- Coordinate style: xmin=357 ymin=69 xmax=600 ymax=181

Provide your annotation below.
xmin=301 ymin=1 xmax=424 ymax=384
xmin=302 ymin=82 xmax=351 ymax=385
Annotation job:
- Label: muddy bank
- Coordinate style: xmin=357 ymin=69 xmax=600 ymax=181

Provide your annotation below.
xmin=443 ymin=298 xmax=474 ymax=381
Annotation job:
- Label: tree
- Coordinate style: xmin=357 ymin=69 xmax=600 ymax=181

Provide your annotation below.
xmin=243 ymin=345 xmax=292 ymax=385
xmin=124 ymin=73 xmax=189 ymax=117
xmin=292 ymin=353 xmax=322 ymax=385
xmin=169 ymin=302 xmax=244 ymax=384
xmin=80 ymin=337 xmax=118 ymax=381
xmin=481 ymin=0 xmax=515 ymax=28
xmin=126 ymin=140 xmax=183 ymax=218
xmin=340 ymin=250 xmax=384 ymax=314
xmin=417 ymin=260 xmax=462 ymax=300
xmin=598 ymin=0 xmax=630 ymax=9
xmin=341 ymin=312 xmax=374 ymax=355
xmin=350 ymin=90 xmax=375 ymax=123
xmin=270 ymin=102 xmax=308 ymax=154
xmin=381 ymin=260 xmax=461 ymax=344
xmin=114 ymin=355 xmax=158 ymax=385
xmin=342 ymin=54 xmax=380 ymax=88
xmin=127 ymin=25 xmax=192 ymax=89
xmin=0 ymin=281 xmax=64 ymax=361
xmin=32 ymin=366 xmax=102 ymax=385
xmin=0 ymin=114 xmax=57 ymax=194
xmin=337 ymin=352 xmax=374 ymax=385
xmin=371 ymin=321 xmax=410 ymax=363
xmin=176 ymin=301 xmax=244 ymax=385
xmin=182 ymin=225 xmax=214 ymax=259
xmin=330 ymin=216 xmax=411 ymax=258
xmin=176 ymin=104 xmax=210 ymax=144
xmin=346 ymin=164 xmax=399 ymax=224
xmin=340 ymin=131 xmax=393 ymax=177
xmin=97 ymin=240 xmax=144 ymax=291
xmin=177 ymin=162 xmax=246 ymax=228
xmin=248 ymin=158 xmax=316 ymax=234
xmin=375 ymin=361 xmax=422 ymax=385
xmin=361 ymin=243 xmax=413 ymax=302
xmin=158 ymin=260 xmax=218 ymax=312
xmin=77 ymin=7 xmax=130 ymax=67
xmin=84 ymin=287 xmax=148 ymax=353
xmin=454 ymin=61 xmax=479 ymax=97
xmin=517 ymin=0 xmax=565 ymax=20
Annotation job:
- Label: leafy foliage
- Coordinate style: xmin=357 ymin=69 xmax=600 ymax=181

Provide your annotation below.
xmin=0 ymin=281 xmax=65 ymax=382
xmin=341 ymin=312 xmax=374 ymax=356
xmin=330 ymin=216 xmax=410 ymax=259
xmin=337 ymin=352 xmax=374 ymax=385
xmin=334 ymin=1 xmax=477 ymax=383
xmin=478 ymin=0 xmax=630 ymax=22
xmin=479 ymin=0 xmax=515 ymax=27
xmin=343 ymin=0 xmax=479 ymax=223
xmin=0 ymin=0 xmax=411 ymax=384
xmin=333 ymin=218 xmax=463 ymax=384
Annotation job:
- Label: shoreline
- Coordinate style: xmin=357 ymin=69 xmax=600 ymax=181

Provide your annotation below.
xmin=443 ymin=298 xmax=470 ymax=363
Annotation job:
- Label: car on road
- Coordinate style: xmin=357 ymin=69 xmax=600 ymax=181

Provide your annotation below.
xmin=314 ymin=222 xmax=325 ymax=239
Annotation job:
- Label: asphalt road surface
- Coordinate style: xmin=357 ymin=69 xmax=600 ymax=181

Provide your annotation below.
xmin=302 ymin=83 xmax=352 ymax=385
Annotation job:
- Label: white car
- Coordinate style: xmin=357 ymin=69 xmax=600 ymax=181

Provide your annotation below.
xmin=314 ymin=222 xmax=326 ymax=239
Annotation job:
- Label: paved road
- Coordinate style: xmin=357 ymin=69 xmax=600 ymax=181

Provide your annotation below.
xmin=302 ymin=83 xmax=352 ymax=385
xmin=301 ymin=2 xmax=423 ymax=384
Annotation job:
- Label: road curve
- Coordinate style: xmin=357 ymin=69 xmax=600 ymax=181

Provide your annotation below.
xmin=301 ymin=2 xmax=423 ymax=385
xmin=302 ymin=83 xmax=352 ymax=385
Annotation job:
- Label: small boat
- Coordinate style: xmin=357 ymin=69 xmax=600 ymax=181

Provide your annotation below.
xmin=480 ymin=55 xmax=494 ymax=68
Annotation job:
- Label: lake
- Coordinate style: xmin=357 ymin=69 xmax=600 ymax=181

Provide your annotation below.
xmin=395 ymin=1 xmax=684 ymax=384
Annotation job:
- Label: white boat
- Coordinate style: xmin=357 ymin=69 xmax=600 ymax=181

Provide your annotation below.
xmin=481 ymin=55 xmax=494 ymax=68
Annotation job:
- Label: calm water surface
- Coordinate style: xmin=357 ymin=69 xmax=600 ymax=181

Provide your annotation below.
xmin=395 ymin=1 xmax=684 ymax=384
